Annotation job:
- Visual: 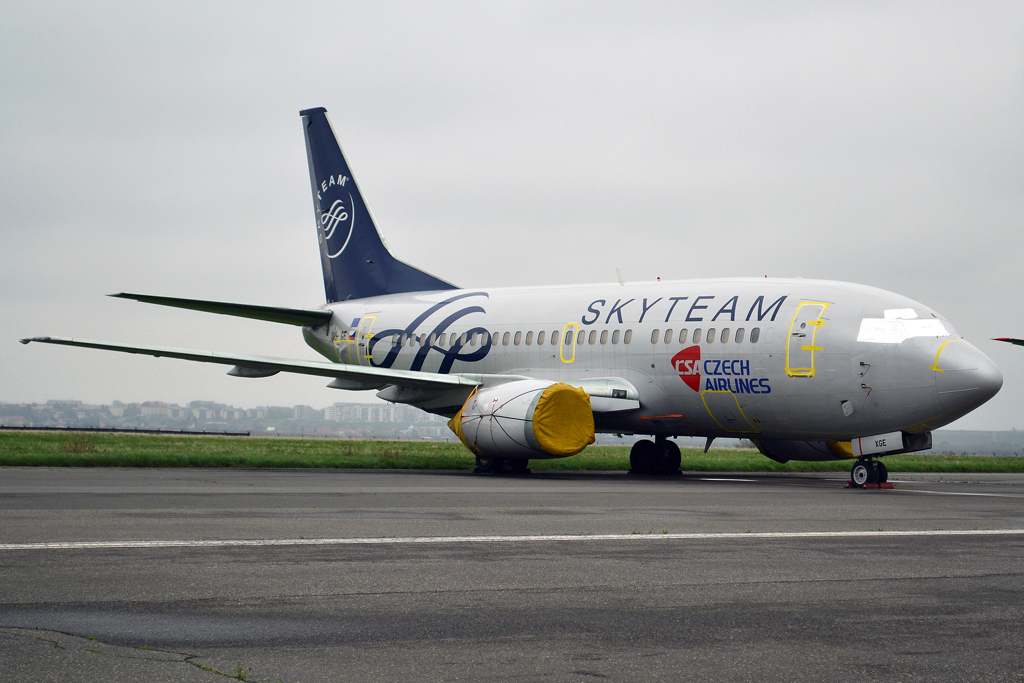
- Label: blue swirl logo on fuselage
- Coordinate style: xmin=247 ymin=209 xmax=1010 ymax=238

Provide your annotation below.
xmin=368 ymin=292 xmax=491 ymax=374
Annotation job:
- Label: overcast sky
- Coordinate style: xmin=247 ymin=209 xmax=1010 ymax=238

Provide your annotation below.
xmin=2 ymin=1 xmax=1022 ymax=430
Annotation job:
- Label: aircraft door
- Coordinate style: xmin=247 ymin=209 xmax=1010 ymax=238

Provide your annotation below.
xmin=356 ymin=315 xmax=377 ymax=366
xmin=785 ymin=302 xmax=830 ymax=377
xmin=561 ymin=323 xmax=579 ymax=363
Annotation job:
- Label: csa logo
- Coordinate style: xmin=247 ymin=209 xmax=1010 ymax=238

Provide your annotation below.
xmin=672 ymin=345 xmax=701 ymax=392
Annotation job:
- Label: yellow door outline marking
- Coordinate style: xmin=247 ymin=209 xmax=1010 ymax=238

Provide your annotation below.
xmin=560 ymin=323 xmax=579 ymax=363
xmin=785 ymin=301 xmax=830 ymax=377
xmin=928 ymin=338 xmax=966 ymax=373
xmin=332 ymin=327 xmax=358 ymax=363
xmin=700 ymin=390 xmax=760 ymax=434
xmin=358 ymin=315 xmax=376 ymax=363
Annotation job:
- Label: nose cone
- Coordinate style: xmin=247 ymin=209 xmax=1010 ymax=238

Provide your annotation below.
xmin=934 ymin=340 xmax=1002 ymax=415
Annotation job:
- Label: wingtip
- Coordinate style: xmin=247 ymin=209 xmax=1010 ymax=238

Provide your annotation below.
xmin=19 ymin=336 xmax=51 ymax=345
xmin=108 ymin=292 xmax=128 ymax=298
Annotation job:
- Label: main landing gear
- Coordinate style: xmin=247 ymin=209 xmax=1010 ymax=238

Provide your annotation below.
xmin=629 ymin=437 xmax=682 ymax=476
xmin=849 ymin=458 xmax=888 ymax=488
xmin=474 ymin=456 xmax=530 ymax=475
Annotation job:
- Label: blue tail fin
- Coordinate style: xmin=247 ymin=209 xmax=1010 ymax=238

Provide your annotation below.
xmin=299 ymin=107 xmax=457 ymax=302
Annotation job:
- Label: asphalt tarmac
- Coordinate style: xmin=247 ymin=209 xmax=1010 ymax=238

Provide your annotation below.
xmin=2 ymin=467 xmax=1023 ymax=682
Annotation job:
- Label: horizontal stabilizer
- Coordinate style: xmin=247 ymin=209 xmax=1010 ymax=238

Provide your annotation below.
xmin=19 ymin=337 xmax=480 ymax=392
xmin=111 ymin=293 xmax=333 ymax=327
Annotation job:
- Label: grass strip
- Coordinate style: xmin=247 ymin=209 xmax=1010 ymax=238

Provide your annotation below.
xmin=1 ymin=431 xmax=1022 ymax=472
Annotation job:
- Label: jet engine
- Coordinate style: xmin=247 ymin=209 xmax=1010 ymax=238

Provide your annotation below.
xmin=448 ymin=380 xmax=596 ymax=459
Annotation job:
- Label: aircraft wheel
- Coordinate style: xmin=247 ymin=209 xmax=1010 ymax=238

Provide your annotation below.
xmin=630 ymin=440 xmax=657 ymax=474
xmin=475 ymin=456 xmax=499 ymax=474
xmin=850 ymin=461 xmax=870 ymax=487
xmin=501 ymin=458 xmax=530 ymax=475
xmin=661 ymin=440 xmax=682 ymax=475
xmin=876 ymin=461 xmax=888 ymax=484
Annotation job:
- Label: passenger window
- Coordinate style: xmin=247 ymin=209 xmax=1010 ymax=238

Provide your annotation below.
xmin=502 ymin=331 xmax=511 ymax=346
xmin=735 ymin=328 xmax=745 ymax=343
xmin=679 ymin=329 xmax=688 ymax=344
xmin=551 ymin=331 xmax=559 ymax=345
xmin=611 ymin=330 xmax=620 ymax=344
xmin=664 ymin=329 xmax=673 ymax=344
xmin=392 ymin=336 xmax=399 ymax=348
xmin=720 ymin=328 xmax=730 ymax=344
xmin=651 ymin=329 xmax=660 ymax=344
xmin=430 ymin=333 xmax=438 ymax=346
xmin=525 ymin=331 xmax=533 ymax=345
xmin=692 ymin=328 xmax=702 ymax=343
xmin=537 ymin=331 xmax=546 ymax=345
xmin=491 ymin=332 xmax=498 ymax=346
xmin=750 ymin=327 xmax=760 ymax=343
xmin=589 ymin=330 xmax=597 ymax=344
xmin=564 ymin=330 xmax=572 ymax=345
xmin=577 ymin=330 xmax=585 ymax=345
xmin=514 ymin=331 xmax=522 ymax=346
xmin=707 ymin=328 xmax=716 ymax=344
xmin=624 ymin=329 xmax=633 ymax=344
xmin=470 ymin=333 xmax=477 ymax=347
xmin=600 ymin=330 xmax=608 ymax=345
xmin=458 ymin=333 xmax=467 ymax=346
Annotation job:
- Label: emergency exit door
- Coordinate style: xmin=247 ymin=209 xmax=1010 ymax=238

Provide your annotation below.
xmin=356 ymin=315 xmax=377 ymax=366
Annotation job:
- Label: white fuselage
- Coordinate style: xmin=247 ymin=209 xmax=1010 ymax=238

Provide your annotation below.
xmin=301 ymin=277 xmax=1001 ymax=443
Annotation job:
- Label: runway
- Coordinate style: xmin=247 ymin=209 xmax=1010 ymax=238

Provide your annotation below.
xmin=2 ymin=468 xmax=1024 ymax=682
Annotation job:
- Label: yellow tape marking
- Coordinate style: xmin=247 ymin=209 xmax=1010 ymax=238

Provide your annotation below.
xmin=700 ymin=390 xmax=760 ymax=434
xmin=928 ymin=338 xmax=966 ymax=373
xmin=560 ymin=323 xmax=579 ymax=363
xmin=785 ymin=301 xmax=830 ymax=378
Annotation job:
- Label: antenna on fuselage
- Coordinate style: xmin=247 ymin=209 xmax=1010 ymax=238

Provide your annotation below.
xmin=616 ymin=268 xmax=625 ymax=286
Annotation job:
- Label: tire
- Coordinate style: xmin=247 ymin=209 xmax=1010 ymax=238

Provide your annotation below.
xmin=501 ymin=458 xmax=530 ymax=475
xmin=475 ymin=456 xmax=499 ymax=474
xmin=662 ymin=440 xmax=682 ymax=474
xmin=630 ymin=440 xmax=657 ymax=474
xmin=876 ymin=461 xmax=888 ymax=484
xmin=851 ymin=462 xmax=870 ymax=487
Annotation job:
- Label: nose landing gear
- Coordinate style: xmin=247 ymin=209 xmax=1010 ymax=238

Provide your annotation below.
xmin=629 ymin=437 xmax=682 ymax=476
xmin=849 ymin=458 xmax=890 ymax=489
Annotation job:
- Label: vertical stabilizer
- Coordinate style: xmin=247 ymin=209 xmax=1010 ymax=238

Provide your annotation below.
xmin=299 ymin=107 xmax=456 ymax=302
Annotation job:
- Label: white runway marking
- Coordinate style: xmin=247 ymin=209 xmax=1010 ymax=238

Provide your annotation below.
xmin=2 ymin=528 xmax=1023 ymax=551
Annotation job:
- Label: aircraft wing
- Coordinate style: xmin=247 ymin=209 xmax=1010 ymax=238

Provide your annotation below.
xmin=994 ymin=338 xmax=1024 ymax=347
xmin=110 ymin=293 xmax=333 ymax=327
xmin=19 ymin=337 xmax=480 ymax=391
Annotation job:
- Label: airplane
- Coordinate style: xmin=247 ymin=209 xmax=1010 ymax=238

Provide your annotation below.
xmin=995 ymin=338 xmax=1024 ymax=346
xmin=21 ymin=106 xmax=1003 ymax=486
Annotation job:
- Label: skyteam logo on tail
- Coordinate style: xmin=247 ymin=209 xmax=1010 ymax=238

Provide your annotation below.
xmin=317 ymin=174 xmax=354 ymax=259
xmin=320 ymin=195 xmax=355 ymax=258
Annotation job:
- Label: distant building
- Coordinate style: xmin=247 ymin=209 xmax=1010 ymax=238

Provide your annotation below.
xmin=141 ymin=401 xmax=169 ymax=417
xmin=293 ymin=405 xmax=319 ymax=420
